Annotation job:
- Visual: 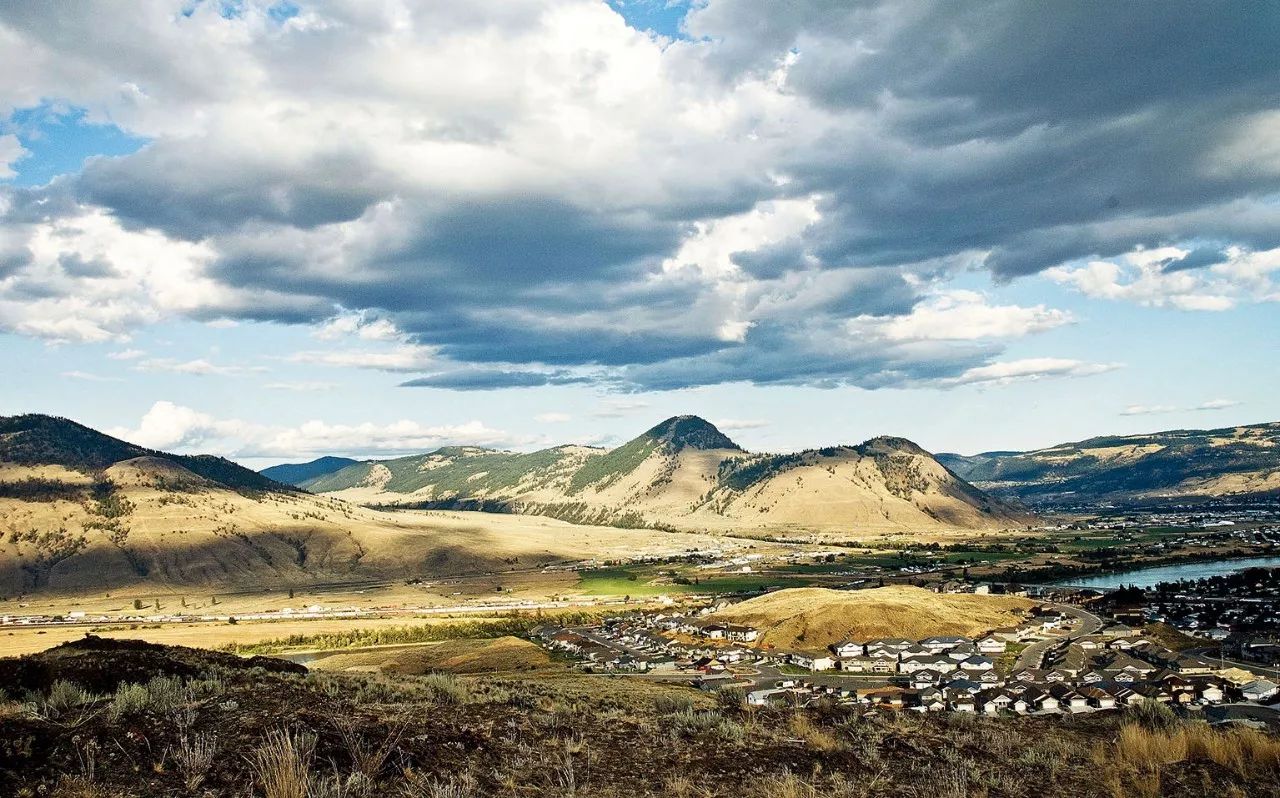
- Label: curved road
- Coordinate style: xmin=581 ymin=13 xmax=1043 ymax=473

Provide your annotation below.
xmin=1015 ymin=603 xmax=1104 ymax=671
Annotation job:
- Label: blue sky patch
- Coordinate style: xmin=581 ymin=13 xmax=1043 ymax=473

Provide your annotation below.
xmin=609 ymin=0 xmax=695 ymax=39
xmin=3 ymin=104 xmax=146 ymax=187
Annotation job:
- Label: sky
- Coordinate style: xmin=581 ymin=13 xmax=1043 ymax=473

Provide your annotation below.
xmin=0 ymin=0 xmax=1278 ymax=467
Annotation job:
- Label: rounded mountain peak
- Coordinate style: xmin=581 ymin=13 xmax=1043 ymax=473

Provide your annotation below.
xmin=641 ymin=415 xmax=743 ymax=452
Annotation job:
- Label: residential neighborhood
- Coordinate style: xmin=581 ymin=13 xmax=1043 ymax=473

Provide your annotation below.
xmin=531 ymin=597 xmax=1280 ymax=722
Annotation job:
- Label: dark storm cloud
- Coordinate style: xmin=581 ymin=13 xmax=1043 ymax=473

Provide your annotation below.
xmin=3 ymin=0 xmax=1277 ymax=389
xmin=686 ymin=0 xmax=1280 ymax=278
xmin=76 ymin=143 xmax=389 ymax=238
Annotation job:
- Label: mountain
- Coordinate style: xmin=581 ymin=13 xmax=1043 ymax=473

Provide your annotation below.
xmin=938 ymin=421 xmax=1280 ymax=506
xmin=302 ymin=415 xmax=1029 ymax=532
xmin=0 ymin=414 xmax=288 ymax=493
xmin=260 ymin=456 xmax=359 ymax=487
xmin=0 ymin=414 xmax=751 ymax=595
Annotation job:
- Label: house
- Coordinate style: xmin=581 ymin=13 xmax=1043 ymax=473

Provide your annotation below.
xmin=960 ymin=656 xmax=994 ymax=672
xmin=1198 ymin=683 xmax=1225 ymax=704
xmin=1050 ymin=684 xmax=1090 ymax=713
xmin=1024 ymin=688 xmax=1059 ymax=713
xmin=916 ymin=688 xmax=946 ymax=712
xmin=748 ymin=688 xmax=799 ymax=707
xmin=979 ymin=691 xmax=1015 ymax=714
xmin=1079 ymin=686 xmax=1117 ymax=710
xmin=831 ymin=640 xmax=864 ymax=658
xmin=977 ymin=636 xmax=1007 ymax=655
xmin=725 ymin=624 xmax=759 ymax=643
xmin=922 ymin=635 xmax=968 ymax=654
xmin=702 ymin=624 xmax=727 ymax=640
xmin=789 ymin=653 xmax=835 ymax=672
xmin=909 ymin=669 xmax=943 ymax=689
xmin=861 ymin=687 xmax=906 ymax=709
xmin=866 ymin=654 xmax=899 ymax=674
xmin=946 ymin=692 xmax=976 ymax=712
xmin=1241 ymin=680 xmax=1279 ymax=702
xmin=837 ymin=656 xmax=873 ymax=673
xmin=866 ymin=638 xmax=913 ymax=652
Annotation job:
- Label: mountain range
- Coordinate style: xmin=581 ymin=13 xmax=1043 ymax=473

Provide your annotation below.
xmin=275 ymin=415 xmax=1030 ymax=533
xmin=0 ymin=413 xmax=1025 ymax=596
xmin=938 ymin=421 xmax=1280 ymax=506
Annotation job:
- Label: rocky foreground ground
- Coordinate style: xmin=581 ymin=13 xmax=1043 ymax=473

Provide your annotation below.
xmin=1 ymin=636 xmax=1277 ymax=797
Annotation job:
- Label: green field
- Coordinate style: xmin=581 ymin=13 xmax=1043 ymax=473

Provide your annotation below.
xmin=574 ymin=567 xmax=814 ymax=597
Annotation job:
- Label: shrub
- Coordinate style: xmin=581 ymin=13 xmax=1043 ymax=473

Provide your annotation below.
xmin=250 ymin=728 xmax=315 ymax=798
xmin=36 ymin=680 xmax=97 ymax=721
xmin=172 ymin=732 xmax=218 ymax=791
xmin=788 ymin=712 xmax=841 ymax=753
xmin=419 ymin=673 xmax=469 ymax=705
xmin=1125 ymin=698 xmax=1178 ymax=731
xmin=653 ymin=694 xmax=695 ymax=714
xmin=404 ymin=771 xmax=480 ymax=798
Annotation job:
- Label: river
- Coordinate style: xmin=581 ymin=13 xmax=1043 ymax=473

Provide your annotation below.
xmin=1053 ymin=555 xmax=1280 ymax=590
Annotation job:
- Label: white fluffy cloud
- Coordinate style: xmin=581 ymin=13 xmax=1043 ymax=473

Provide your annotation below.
xmin=109 ymin=400 xmax=521 ymax=458
xmin=0 ymin=133 xmax=25 ymax=179
xmin=852 ymin=290 xmax=1073 ymax=342
xmin=1046 ymin=246 xmax=1280 ymax=311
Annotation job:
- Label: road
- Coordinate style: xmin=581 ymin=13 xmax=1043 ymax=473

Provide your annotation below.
xmin=1015 ymin=603 xmax=1104 ymax=670
xmin=1184 ymin=648 xmax=1280 ymax=680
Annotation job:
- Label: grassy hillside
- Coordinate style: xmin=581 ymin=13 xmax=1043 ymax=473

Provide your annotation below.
xmin=711 ymin=585 xmax=1034 ymax=651
xmin=303 ymin=416 xmax=1026 ymax=533
xmin=305 ymin=636 xmax=554 ymax=674
xmin=10 ymin=635 xmax=1271 ymax=798
xmin=0 ymin=415 xmax=289 ymax=493
xmin=940 ymin=421 xmax=1280 ymax=504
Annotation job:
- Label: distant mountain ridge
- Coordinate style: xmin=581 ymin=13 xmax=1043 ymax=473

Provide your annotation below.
xmin=260 ymin=456 xmax=359 ymax=487
xmin=938 ymin=421 xmax=1280 ymax=506
xmin=0 ymin=414 xmax=288 ymax=493
xmin=287 ymin=415 xmax=1029 ymax=532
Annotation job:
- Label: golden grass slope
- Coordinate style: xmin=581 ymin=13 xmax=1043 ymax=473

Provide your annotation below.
xmin=305 ymin=636 xmax=553 ymax=674
xmin=710 ymin=585 xmax=1034 ymax=651
xmin=0 ymin=458 xmax=755 ymax=595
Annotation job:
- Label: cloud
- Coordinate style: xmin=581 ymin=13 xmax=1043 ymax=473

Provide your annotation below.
xmin=592 ymin=399 xmax=652 ymax=418
xmin=263 ymin=381 xmax=338 ymax=392
xmin=135 ymin=357 xmax=263 ymax=377
xmin=1121 ymin=399 xmax=1242 ymax=416
xmin=1195 ymin=398 xmax=1241 ymax=411
xmin=535 ymin=412 xmax=572 ymax=423
xmin=287 ymin=344 xmax=438 ymax=372
xmin=108 ymin=400 xmax=522 ymax=458
xmin=399 ymin=368 xmax=594 ymax=390
xmin=0 ymin=133 xmax=26 ymax=179
xmin=107 ymin=348 xmax=145 ymax=360
xmin=1046 ymin=246 xmax=1280 ymax=311
xmin=61 ymin=370 xmax=122 ymax=382
xmin=1120 ymin=404 xmax=1179 ymax=417
xmin=851 ymin=290 xmax=1073 ymax=342
xmin=1 ymin=1 xmax=1277 ymax=389
xmin=939 ymin=358 xmax=1121 ymax=388
xmin=713 ymin=418 xmax=768 ymax=431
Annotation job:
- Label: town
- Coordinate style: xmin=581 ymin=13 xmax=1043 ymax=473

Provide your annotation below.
xmin=531 ymin=587 xmax=1280 ymax=726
